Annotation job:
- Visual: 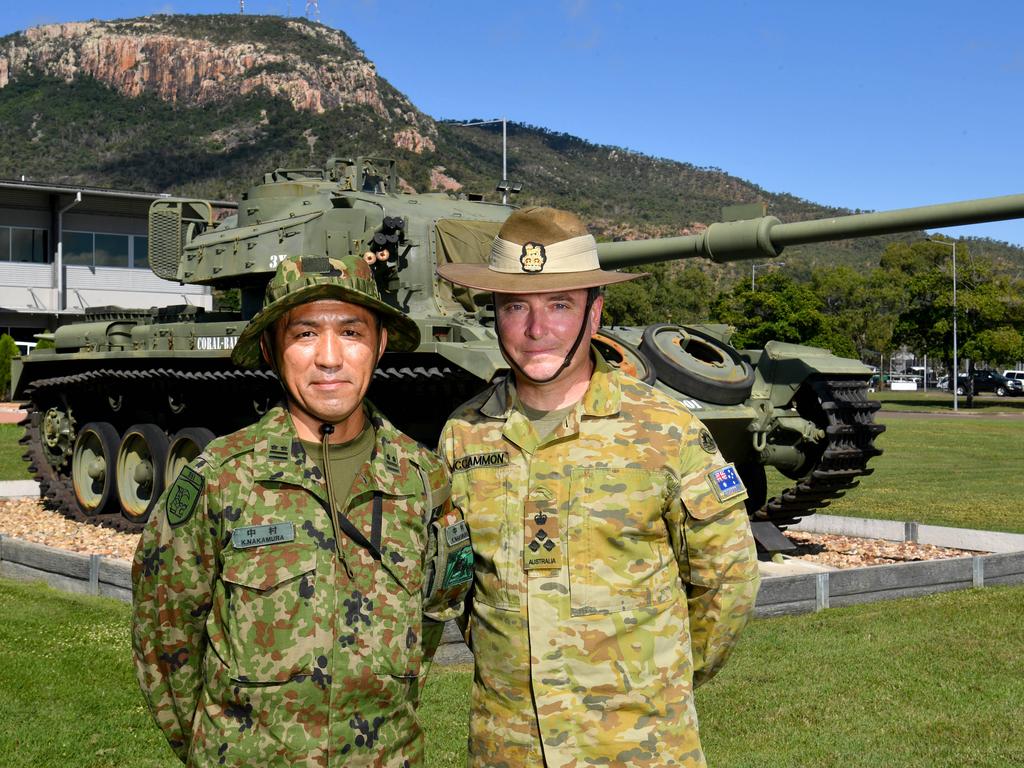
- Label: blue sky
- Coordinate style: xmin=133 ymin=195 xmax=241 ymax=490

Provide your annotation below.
xmin=4 ymin=1 xmax=1024 ymax=245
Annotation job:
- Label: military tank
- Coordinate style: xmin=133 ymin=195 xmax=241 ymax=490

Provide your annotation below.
xmin=13 ymin=155 xmax=1024 ymax=550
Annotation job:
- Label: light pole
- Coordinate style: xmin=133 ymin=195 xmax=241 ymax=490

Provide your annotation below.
xmin=751 ymin=261 xmax=785 ymax=290
xmin=927 ymin=237 xmax=958 ymax=412
xmin=457 ymin=118 xmax=521 ymax=204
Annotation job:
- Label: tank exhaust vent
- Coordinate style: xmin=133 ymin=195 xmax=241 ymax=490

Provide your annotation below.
xmin=148 ymin=200 xmax=213 ymax=282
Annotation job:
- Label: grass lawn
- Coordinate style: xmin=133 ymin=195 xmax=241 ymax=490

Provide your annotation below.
xmin=871 ymin=389 xmax=1024 ymax=414
xmin=0 ymin=424 xmax=29 ymax=480
xmin=2 ymin=578 xmax=1021 ymax=767
xmin=766 ymin=413 xmax=1024 ymax=533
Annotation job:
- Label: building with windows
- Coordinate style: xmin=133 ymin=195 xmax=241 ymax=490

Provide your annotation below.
xmin=0 ymin=179 xmax=225 ymax=345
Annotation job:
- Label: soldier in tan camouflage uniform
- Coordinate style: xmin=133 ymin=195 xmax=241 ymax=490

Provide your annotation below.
xmin=132 ymin=254 xmax=473 ymax=767
xmin=436 ymin=207 xmax=760 ymax=767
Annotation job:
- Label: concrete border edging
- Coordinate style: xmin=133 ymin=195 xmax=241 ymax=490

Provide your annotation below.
xmin=754 ymin=550 xmax=1024 ymax=618
xmin=0 ymin=534 xmax=132 ymax=603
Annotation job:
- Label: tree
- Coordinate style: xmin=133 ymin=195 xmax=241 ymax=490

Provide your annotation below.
xmin=602 ymin=264 xmax=714 ymax=327
xmin=882 ymin=238 xmax=1024 ymax=369
xmin=710 ymin=271 xmax=857 ymax=357
xmin=810 ymin=265 xmax=897 ymax=361
xmin=0 ymin=334 xmax=19 ymax=399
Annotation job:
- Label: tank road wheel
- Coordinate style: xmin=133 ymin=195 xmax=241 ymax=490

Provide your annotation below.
xmin=165 ymin=427 xmax=215 ymax=485
xmin=639 ymin=324 xmax=755 ymax=405
xmin=116 ymin=424 xmax=170 ymax=524
xmin=593 ymin=330 xmax=657 ymax=385
xmin=72 ymin=422 xmax=121 ymax=516
xmin=41 ymin=406 xmax=76 ymax=470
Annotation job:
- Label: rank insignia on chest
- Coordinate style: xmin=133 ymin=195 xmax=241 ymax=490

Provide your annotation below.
xmin=706 ymin=463 xmax=745 ymax=503
xmin=524 ymin=501 xmax=561 ymax=570
xmin=382 ymin=442 xmax=400 ymax=473
xmin=266 ymin=437 xmax=290 ymax=463
xmin=231 ymin=522 xmax=296 ymax=549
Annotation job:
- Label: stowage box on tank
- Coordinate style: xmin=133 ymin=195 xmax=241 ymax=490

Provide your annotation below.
xmin=13 ymin=154 xmax=1024 ymax=551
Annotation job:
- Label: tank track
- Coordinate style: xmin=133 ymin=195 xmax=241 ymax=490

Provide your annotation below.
xmin=755 ymin=377 xmax=884 ymax=528
xmin=19 ymin=364 xmax=489 ymax=532
xmin=21 ymin=367 xmax=280 ymax=532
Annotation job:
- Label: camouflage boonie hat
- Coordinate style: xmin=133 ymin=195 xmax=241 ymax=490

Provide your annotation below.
xmin=231 ymin=254 xmax=420 ymax=368
xmin=436 ymin=206 xmax=644 ymax=294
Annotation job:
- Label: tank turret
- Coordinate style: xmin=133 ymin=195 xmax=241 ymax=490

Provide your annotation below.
xmin=14 ymin=157 xmax=1024 ymax=551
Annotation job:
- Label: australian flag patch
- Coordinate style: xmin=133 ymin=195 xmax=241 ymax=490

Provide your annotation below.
xmin=707 ymin=463 xmax=745 ymax=503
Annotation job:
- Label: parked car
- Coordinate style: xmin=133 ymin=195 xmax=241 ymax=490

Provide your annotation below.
xmin=1003 ymin=370 xmax=1024 ymax=395
xmin=955 ymin=370 xmax=1015 ymax=397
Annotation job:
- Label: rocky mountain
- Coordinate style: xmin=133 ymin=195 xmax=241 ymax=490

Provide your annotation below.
xmin=1 ymin=13 xmax=1021 ymax=276
xmin=0 ymin=16 xmax=436 ymax=148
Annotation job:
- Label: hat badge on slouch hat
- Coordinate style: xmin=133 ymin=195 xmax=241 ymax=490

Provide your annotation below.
xmin=231 ymin=253 xmax=420 ymax=369
xmin=520 ymin=242 xmax=547 ymax=273
xmin=435 ymin=206 xmax=646 ymax=294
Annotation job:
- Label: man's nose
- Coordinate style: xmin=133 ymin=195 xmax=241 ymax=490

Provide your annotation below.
xmin=316 ymin=331 xmax=344 ymax=367
xmin=525 ymin=308 xmax=547 ymax=339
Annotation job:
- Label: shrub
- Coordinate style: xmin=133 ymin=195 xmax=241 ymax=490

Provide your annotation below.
xmin=0 ymin=334 xmax=18 ymax=398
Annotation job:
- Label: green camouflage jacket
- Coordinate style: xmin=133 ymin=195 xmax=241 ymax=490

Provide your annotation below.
xmin=132 ymin=403 xmax=471 ymax=767
xmin=439 ymin=351 xmax=760 ymax=768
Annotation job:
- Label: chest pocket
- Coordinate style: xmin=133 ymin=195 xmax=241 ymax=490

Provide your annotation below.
xmin=568 ymin=467 xmax=677 ymax=615
xmin=368 ymin=493 xmax=427 ymax=680
xmin=452 ymin=465 xmax=519 ymax=610
xmin=221 ymin=541 xmax=319 ymax=684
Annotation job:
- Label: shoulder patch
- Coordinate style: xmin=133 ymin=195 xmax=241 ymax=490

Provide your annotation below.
xmin=699 ymin=428 xmax=718 ymax=454
xmin=166 ymin=465 xmax=204 ymax=527
xmin=442 ymin=544 xmax=474 ymax=589
xmin=705 ymin=463 xmax=745 ymax=503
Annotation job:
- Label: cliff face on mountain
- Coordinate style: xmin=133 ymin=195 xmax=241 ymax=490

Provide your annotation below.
xmin=0 ymin=16 xmax=436 ymax=153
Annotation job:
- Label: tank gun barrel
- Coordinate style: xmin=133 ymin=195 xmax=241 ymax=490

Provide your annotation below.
xmin=596 ymin=192 xmax=1024 ymax=268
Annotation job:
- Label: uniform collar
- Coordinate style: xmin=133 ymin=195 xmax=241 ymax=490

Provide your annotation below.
xmin=480 ymin=346 xmax=622 ymax=420
xmin=480 ymin=346 xmax=622 ymax=452
xmin=251 ymin=401 xmax=414 ymax=503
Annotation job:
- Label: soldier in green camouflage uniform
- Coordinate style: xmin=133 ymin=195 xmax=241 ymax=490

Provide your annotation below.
xmin=132 ymin=254 xmax=473 ymax=767
xmin=436 ymin=207 xmax=760 ymax=767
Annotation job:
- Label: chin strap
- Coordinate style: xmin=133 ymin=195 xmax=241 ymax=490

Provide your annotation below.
xmin=495 ymin=288 xmax=599 ymax=385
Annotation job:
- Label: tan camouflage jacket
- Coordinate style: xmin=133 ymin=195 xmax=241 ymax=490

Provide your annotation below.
xmin=439 ymin=351 xmax=760 ymax=768
xmin=132 ymin=403 xmax=471 ymax=767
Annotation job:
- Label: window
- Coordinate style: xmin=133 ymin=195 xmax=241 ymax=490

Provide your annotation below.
xmin=133 ymin=235 xmax=149 ymax=270
xmin=95 ymin=233 xmax=130 ymax=268
xmin=65 ymin=231 xmax=94 ymax=266
xmin=64 ymin=230 xmax=147 ymax=268
xmin=11 ymin=228 xmax=48 ymax=263
xmin=0 ymin=227 xmax=49 ymax=263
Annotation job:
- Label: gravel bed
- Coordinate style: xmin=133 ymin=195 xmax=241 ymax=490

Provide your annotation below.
xmin=0 ymin=498 xmax=140 ymax=562
xmin=0 ymin=498 xmax=981 ymax=569
xmin=783 ymin=530 xmax=980 ymax=568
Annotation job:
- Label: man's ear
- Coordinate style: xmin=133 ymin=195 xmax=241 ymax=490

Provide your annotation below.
xmin=377 ymin=325 xmax=389 ymax=363
xmin=259 ymin=331 xmax=273 ymax=367
xmin=589 ymin=293 xmax=604 ymax=332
